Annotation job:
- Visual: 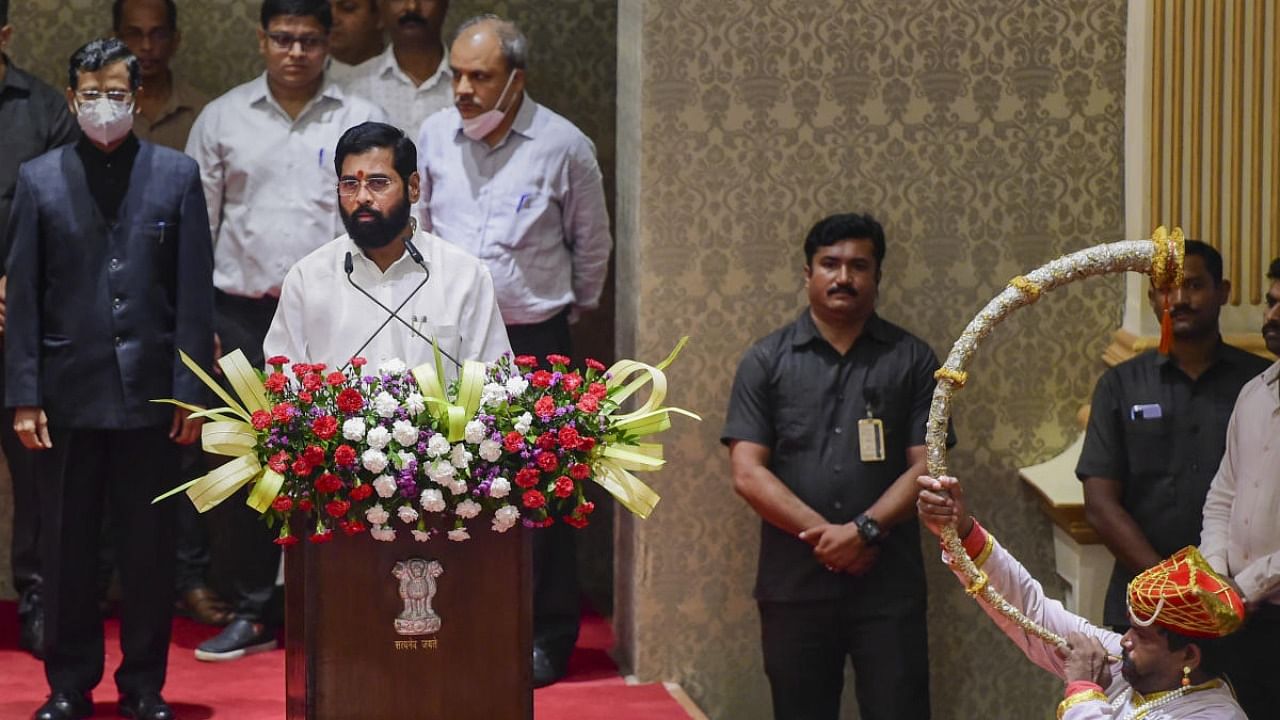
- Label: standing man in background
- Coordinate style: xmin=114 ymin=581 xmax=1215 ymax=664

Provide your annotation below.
xmin=722 ymin=213 xmax=945 ymax=720
xmin=1199 ymin=258 xmax=1280 ymax=720
xmin=185 ymin=0 xmax=386 ymax=663
xmin=0 ymin=0 xmax=80 ymax=662
xmin=345 ymin=0 xmax=451 ymax=134
xmin=327 ymin=0 xmax=383 ymax=84
xmin=1078 ymin=240 xmax=1267 ymax=631
xmin=416 ymin=14 xmax=612 ymax=687
xmin=6 ymin=38 xmax=213 ymax=720
xmin=112 ymin=0 xmax=207 ymax=151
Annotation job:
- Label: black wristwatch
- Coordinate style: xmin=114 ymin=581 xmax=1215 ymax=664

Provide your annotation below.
xmin=853 ymin=513 xmax=883 ymax=545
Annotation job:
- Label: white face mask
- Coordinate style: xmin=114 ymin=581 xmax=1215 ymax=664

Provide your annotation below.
xmin=461 ymin=70 xmax=517 ymax=142
xmin=76 ymin=98 xmax=135 ymax=145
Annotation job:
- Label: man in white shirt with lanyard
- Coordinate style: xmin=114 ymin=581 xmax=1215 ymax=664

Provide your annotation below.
xmin=183 ymin=0 xmax=386 ymax=662
xmin=415 ymin=14 xmax=612 ymax=687
xmin=344 ymin=0 xmax=451 ymax=134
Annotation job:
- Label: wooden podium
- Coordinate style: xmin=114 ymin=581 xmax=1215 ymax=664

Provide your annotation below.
xmin=285 ymin=522 xmax=532 ymax=719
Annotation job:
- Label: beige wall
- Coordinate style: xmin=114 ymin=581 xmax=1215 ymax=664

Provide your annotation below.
xmin=616 ymin=1 xmax=1127 ymax=718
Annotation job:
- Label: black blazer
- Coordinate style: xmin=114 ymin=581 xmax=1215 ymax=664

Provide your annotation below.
xmin=4 ymin=138 xmax=214 ymax=428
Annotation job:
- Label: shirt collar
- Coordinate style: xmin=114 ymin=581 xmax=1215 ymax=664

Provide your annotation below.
xmin=251 ymin=72 xmax=343 ymax=117
xmin=75 ymin=132 xmax=140 ymax=163
xmin=345 ymin=226 xmax=431 ymax=277
xmin=454 ymin=92 xmax=538 ymax=146
xmin=790 ymin=309 xmax=892 ymax=348
xmin=1263 ymin=359 xmax=1280 ymax=388
xmin=1153 ymin=336 xmax=1232 ymax=372
xmin=0 ymin=58 xmax=33 ymax=96
xmin=379 ymin=46 xmax=452 ymax=89
xmin=146 ymin=76 xmax=202 ymax=124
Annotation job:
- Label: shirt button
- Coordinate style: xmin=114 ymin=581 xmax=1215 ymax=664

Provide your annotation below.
xmin=114 ymin=336 xmax=123 ymax=347
xmin=833 ymin=427 xmax=843 ymax=434
xmin=833 ymin=501 xmax=843 ymax=510
xmin=112 ymin=297 xmax=123 ymax=310
xmin=1191 ymin=463 xmax=1199 ymax=471
xmin=834 ymin=466 xmax=843 ymax=473
xmin=109 ymin=258 xmax=120 ymax=269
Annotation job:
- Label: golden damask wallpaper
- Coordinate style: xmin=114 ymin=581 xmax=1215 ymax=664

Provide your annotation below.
xmin=617 ymin=1 xmax=1125 ymax=718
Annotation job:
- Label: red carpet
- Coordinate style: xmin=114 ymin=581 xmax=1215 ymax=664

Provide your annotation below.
xmin=0 ymin=602 xmax=693 ymax=719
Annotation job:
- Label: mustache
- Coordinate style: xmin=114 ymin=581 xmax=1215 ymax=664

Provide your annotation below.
xmin=398 ymin=13 xmax=429 ymax=25
xmin=1264 ymin=321 xmax=1280 ymax=332
xmin=827 ymin=286 xmax=857 ymax=296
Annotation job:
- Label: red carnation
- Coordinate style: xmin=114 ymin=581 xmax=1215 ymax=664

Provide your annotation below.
xmin=530 ymin=370 xmax=553 ymax=388
xmin=267 ymin=451 xmax=289 ymax=474
xmin=311 ymin=415 xmax=338 ymax=440
xmin=561 ymin=373 xmax=583 ymax=393
xmin=587 ymin=382 xmax=608 ymax=399
xmin=271 ymin=402 xmax=295 ymax=423
xmin=534 ymin=395 xmax=556 ymax=418
xmin=535 ymin=432 xmax=557 ymax=450
xmin=271 ymin=496 xmax=293 ymax=512
xmin=522 ymin=489 xmax=547 ymax=509
xmin=251 ymin=410 xmax=273 ymax=430
xmin=578 ymin=437 xmax=597 ymax=452
xmin=301 ymin=373 xmax=323 ymax=392
xmin=514 ymin=355 xmax=539 ymax=368
xmin=264 ymin=372 xmax=288 ymax=393
xmin=535 ymin=451 xmax=559 ymax=473
xmin=326 ymin=371 xmax=346 ymax=387
xmin=302 ymin=445 xmax=325 ymax=466
xmin=576 ymin=395 xmax=600 ymax=413
xmin=350 ymin=483 xmax=373 ymax=501
xmin=314 ymin=472 xmax=342 ymax=493
xmin=291 ymin=363 xmax=310 ymax=377
xmin=503 ymin=431 xmax=526 ymax=452
xmin=333 ymin=444 xmax=357 ymax=468
xmin=515 ymin=468 xmax=541 ymax=489
xmin=297 ymin=391 xmax=313 ymax=404
xmin=290 ymin=458 xmax=313 ymax=477
xmin=350 ymin=356 xmax=368 ymax=368
xmin=325 ymin=499 xmax=351 ymax=518
xmin=584 ymin=358 xmax=606 ymax=372
xmin=553 ymin=476 xmax=574 ymax=498
xmin=340 ymin=519 xmax=367 ymax=536
xmin=274 ymin=534 xmax=299 ymax=547
xmin=577 ymin=501 xmax=596 ymax=516
xmin=557 ymin=426 xmax=582 ymax=450
xmin=309 ymin=363 xmax=327 ymax=373
xmin=336 ymin=388 xmax=364 ymax=414
xmin=297 ymin=499 xmax=314 ymax=512
xmin=266 ymin=355 xmax=290 ymax=367
xmin=546 ymin=354 xmax=571 ymax=367
xmin=309 ymin=530 xmax=333 ymax=544
xmin=570 ymin=463 xmax=591 ymax=481
xmin=564 ymin=515 xmax=589 ymax=529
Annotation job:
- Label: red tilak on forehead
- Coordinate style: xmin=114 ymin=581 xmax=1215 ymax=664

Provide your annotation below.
xmin=355 ymin=170 xmax=365 ymax=180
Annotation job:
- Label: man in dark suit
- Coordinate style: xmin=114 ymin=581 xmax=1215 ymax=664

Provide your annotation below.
xmin=4 ymin=38 xmax=213 ymax=720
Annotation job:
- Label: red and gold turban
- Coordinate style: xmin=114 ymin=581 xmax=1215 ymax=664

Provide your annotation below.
xmin=1127 ymin=546 xmax=1245 ymax=639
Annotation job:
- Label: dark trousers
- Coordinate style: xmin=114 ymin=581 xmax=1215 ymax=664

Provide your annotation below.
xmin=508 ymin=309 xmax=580 ymax=660
xmin=2 ymin=403 xmax=42 ymax=615
xmin=209 ymin=290 xmax=282 ymax=623
xmin=173 ymin=446 xmax=212 ymax=594
xmin=758 ymin=599 xmax=930 ymax=720
xmin=38 ymin=426 xmax=177 ymax=697
xmin=1224 ymin=603 xmax=1280 ymax=718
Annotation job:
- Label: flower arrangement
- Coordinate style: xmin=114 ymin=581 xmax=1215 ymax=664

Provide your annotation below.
xmin=157 ymin=342 xmax=696 ymax=546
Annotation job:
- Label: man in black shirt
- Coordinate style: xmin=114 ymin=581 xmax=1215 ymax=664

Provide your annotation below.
xmin=0 ymin=0 xmax=80 ymax=661
xmin=722 ymin=213 xmax=950 ymax=720
xmin=1077 ymin=240 xmax=1268 ymax=631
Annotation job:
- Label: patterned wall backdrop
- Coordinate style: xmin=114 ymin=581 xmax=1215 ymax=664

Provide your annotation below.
xmin=0 ymin=0 xmax=618 ymax=600
xmin=617 ymin=1 xmax=1126 ymax=718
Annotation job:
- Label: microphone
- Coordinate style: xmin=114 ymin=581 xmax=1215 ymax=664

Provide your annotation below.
xmin=341 ymin=250 xmax=462 ymax=371
xmin=404 ymin=236 xmax=427 ymax=270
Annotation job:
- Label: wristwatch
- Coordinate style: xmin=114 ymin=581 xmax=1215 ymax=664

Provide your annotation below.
xmin=853 ymin=513 xmax=883 ymax=545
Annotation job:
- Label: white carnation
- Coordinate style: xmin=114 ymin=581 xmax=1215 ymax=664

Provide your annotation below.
xmin=426 ymin=434 xmax=451 ymax=458
xmin=478 ymin=439 xmax=503 ymax=462
xmin=513 ymin=411 xmax=533 ymax=434
xmin=365 ymin=503 xmax=390 ymax=526
xmin=455 ymin=499 xmax=481 ymax=519
xmin=404 ymin=392 xmax=426 ymax=417
xmin=420 ymin=488 xmax=446 ymax=512
xmin=397 ymin=505 xmax=419 ymax=524
xmin=481 ymin=382 xmax=506 ymax=408
xmin=373 ymin=391 xmax=400 ymax=418
xmin=446 ymin=478 xmax=469 ymax=495
xmin=370 ymin=524 xmax=396 ymax=542
xmin=505 ymin=376 xmax=529 ymax=398
xmin=397 ymin=450 xmax=417 ymax=469
xmin=411 ymin=529 xmax=431 ymax=542
xmin=341 ymin=417 xmax=367 ymax=441
xmin=365 ymin=425 xmax=391 ymax=450
xmin=392 ymin=420 xmax=418 ymax=447
xmin=377 ymin=358 xmax=407 ymax=375
xmin=449 ymin=443 xmax=473 ymax=470
xmin=492 ymin=505 xmax=520 ymax=533
xmin=361 ymin=448 xmax=388 ymax=474
xmin=426 ymin=459 xmax=455 ymax=483
xmin=464 ymin=419 xmax=487 ymax=444
xmin=488 ymin=477 xmax=511 ymax=499
xmin=447 ymin=528 xmax=471 ymax=542
xmin=372 ymin=475 xmax=397 ymax=498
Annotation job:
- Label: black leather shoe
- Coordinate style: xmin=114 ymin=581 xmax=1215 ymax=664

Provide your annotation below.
xmin=532 ymin=645 xmax=567 ymax=688
xmin=18 ymin=610 xmax=45 ymax=660
xmin=31 ymin=692 xmax=92 ymax=720
xmin=118 ymin=693 xmax=174 ymax=720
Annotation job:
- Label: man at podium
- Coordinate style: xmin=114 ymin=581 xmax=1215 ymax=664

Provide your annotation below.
xmin=264 ymin=120 xmax=510 ymax=371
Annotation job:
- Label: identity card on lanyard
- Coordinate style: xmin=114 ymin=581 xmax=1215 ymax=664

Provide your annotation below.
xmin=858 ymin=386 xmax=885 ymax=462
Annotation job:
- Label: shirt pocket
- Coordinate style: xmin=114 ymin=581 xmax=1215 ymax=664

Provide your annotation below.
xmin=774 ymin=400 xmax=814 ymax=452
xmin=420 ymin=323 xmax=462 ymax=368
xmin=1123 ymin=416 xmax=1172 ymax=478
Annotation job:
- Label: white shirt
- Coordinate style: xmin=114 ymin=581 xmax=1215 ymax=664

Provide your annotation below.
xmin=263 ymin=228 xmax=511 ymax=373
xmin=185 ymin=74 xmax=388 ymax=298
xmin=344 ymin=46 xmax=453 ymax=135
xmin=416 ymin=96 xmax=612 ymax=325
xmin=326 ymin=57 xmax=364 ymax=86
xmin=1201 ymin=360 xmax=1280 ymax=604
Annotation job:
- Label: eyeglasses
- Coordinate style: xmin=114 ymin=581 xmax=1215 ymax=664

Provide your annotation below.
xmin=266 ymin=32 xmax=327 ymax=52
xmin=76 ymin=90 xmax=134 ymax=103
xmin=337 ymin=176 xmax=397 ymax=197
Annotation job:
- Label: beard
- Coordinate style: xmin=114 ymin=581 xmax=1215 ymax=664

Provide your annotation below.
xmin=342 ymin=193 xmax=411 ymax=249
